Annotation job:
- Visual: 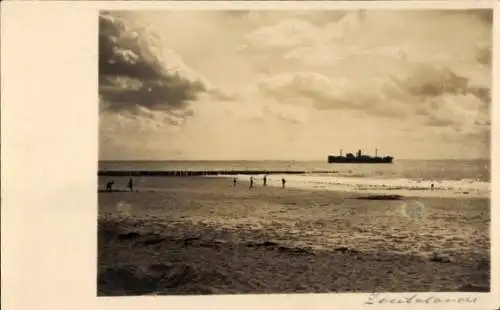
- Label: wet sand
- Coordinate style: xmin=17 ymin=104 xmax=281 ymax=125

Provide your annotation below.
xmin=98 ymin=176 xmax=490 ymax=296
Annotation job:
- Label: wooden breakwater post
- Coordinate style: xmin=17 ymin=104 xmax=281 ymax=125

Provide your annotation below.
xmin=98 ymin=170 xmax=309 ymax=177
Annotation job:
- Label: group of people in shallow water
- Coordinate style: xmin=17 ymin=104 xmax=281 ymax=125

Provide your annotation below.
xmin=105 ymin=176 xmax=287 ymax=192
xmin=233 ymin=175 xmax=286 ymax=189
xmin=105 ymin=178 xmax=134 ymax=192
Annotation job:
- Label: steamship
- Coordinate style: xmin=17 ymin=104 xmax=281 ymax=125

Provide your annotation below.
xmin=327 ymin=149 xmax=393 ymax=164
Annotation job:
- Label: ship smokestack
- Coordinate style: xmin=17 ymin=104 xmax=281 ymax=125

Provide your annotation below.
xmin=375 ymin=148 xmax=378 ymax=157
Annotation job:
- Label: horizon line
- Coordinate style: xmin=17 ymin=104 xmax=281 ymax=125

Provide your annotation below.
xmin=98 ymin=158 xmax=491 ymax=162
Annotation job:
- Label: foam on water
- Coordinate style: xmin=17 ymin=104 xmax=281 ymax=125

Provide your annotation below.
xmin=224 ymin=174 xmax=490 ymax=198
xmin=99 ymin=159 xmax=490 ymax=199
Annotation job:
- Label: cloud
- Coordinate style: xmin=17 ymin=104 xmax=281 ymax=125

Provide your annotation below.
xmin=246 ymin=19 xmax=322 ymax=49
xmin=476 ymin=45 xmax=492 ymax=66
xmin=99 ymin=12 xmax=207 ymax=114
xmin=245 ymin=10 xmax=491 ymax=68
xmin=255 ymin=70 xmax=406 ymax=119
xmin=99 ymin=10 xmax=491 ymax=160
xmin=242 ymin=10 xmax=491 ymax=138
xmin=390 ymin=65 xmax=490 ymax=134
xmin=396 ymin=66 xmax=468 ymax=98
xmin=390 ymin=64 xmax=490 ymax=113
xmin=224 ymin=10 xmax=347 ymax=27
xmin=253 ymin=64 xmax=490 ymax=138
xmin=243 ymin=10 xmax=364 ymax=50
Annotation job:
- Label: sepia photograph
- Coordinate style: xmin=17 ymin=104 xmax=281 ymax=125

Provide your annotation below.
xmin=97 ymin=8 xmax=492 ymax=296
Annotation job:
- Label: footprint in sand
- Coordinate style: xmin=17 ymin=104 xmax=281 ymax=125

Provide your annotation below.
xmin=401 ymin=200 xmax=426 ymax=220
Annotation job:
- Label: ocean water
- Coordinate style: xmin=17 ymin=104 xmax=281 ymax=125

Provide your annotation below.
xmin=98 ymin=161 xmax=491 ymax=293
xmin=99 ymin=159 xmax=490 ymax=198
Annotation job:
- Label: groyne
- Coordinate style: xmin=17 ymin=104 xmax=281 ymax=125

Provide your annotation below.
xmin=98 ymin=170 xmax=314 ymax=177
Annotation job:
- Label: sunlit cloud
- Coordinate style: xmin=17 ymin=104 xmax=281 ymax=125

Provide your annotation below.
xmin=99 ymin=9 xmax=491 ymax=160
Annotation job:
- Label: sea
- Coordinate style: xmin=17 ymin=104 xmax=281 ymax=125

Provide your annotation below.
xmin=99 ymin=159 xmax=490 ymax=198
xmin=98 ymin=159 xmax=491 ymax=293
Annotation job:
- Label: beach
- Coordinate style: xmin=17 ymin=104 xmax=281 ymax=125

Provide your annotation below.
xmin=94 ymin=6 xmax=493 ymax=297
xmin=97 ymin=175 xmax=490 ymax=295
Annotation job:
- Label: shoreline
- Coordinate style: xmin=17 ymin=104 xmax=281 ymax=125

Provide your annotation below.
xmin=99 ymin=174 xmax=490 ymax=200
xmin=98 ymin=170 xmax=311 ymax=176
xmin=98 ymin=176 xmax=490 ymax=295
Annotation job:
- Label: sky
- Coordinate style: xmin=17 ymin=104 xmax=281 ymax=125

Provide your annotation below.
xmin=99 ymin=9 xmax=492 ymax=160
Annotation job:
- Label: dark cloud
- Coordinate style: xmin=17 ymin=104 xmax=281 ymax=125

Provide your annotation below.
xmin=440 ymin=9 xmax=493 ymax=26
xmin=474 ymin=9 xmax=494 ymax=25
xmin=392 ymin=65 xmax=490 ymax=104
xmin=390 ymin=65 xmax=490 ymax=133
xmin=476 ymin=45 xmax=492 ymax=66
xmin=395 ymin=66 xmax=468 ymax=97
xmin=99 ymin=12 xmax=206 ymax=114
xmin=257 ymin=61 xmax=491 ymax=135
xmin=469 ymin=86 xmax=491 ymax=104
xmin=100 ymin=75 xmax=204 ymax=113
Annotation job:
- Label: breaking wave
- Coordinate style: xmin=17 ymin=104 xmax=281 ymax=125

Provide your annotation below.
xmin=225 ymin=174 xmax=490 ymax=198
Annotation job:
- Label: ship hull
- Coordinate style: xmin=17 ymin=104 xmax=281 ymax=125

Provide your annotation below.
xmin=327 ymin=156 xmax=393 ymax=164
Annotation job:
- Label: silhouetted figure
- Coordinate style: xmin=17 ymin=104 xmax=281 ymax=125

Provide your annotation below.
xmin=128 ymin=178 xmax=133 ymax=192
xmin=106 ymin=181 xmax=114 ymax=192
xmin=233 ymin=177 xmax=237 ymax=187
xmin=249 ymin=176 xmax=254 ymax=189
xmin=431 ymin=183 xmax=434 ymax=190
xmin=263 ymin=175 xmax=267 ymax=187
xmin=281 ymin=178 xmax=286 ymax=189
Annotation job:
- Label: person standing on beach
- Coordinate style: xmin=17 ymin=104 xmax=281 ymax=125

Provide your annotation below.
xmin=233 ymin=177 xmax=237 ymax=187
xmin=249 ymin=176 xmax=254 ymax=189
xmin=128 ymin=178 xmax=133 ymax=192
xmin=106 ymin=181 xmax=114 ymax=192
xmin=281 ymin=177 xmax=286 ymax=189
xmin=263 ymin=175 xmax=267 ymax=187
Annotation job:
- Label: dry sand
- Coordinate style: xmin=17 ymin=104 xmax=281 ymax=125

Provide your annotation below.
xmin=98 ymin=176 xmax=490 ymax=296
